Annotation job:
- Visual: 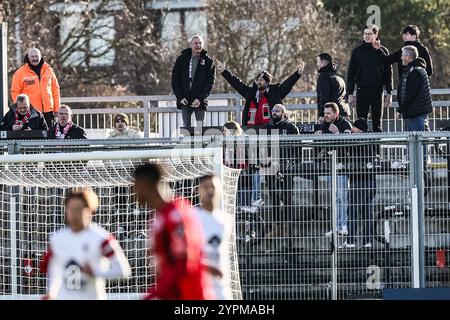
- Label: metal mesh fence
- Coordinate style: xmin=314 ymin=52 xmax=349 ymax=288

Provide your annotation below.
xmin=0 ymin=133 xmax=449 ymax=299
xmin=227 ymin=133 xmax=442 ymax=299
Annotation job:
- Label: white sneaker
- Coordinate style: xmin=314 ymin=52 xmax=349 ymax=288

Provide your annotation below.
xmin=241 ymin=206 xmax=258 ymax=213
xmin=339 ymin=242 xmax=356 ymax=249
xmin=361 ymin=242 xmax=372 ymax=249
xmin=251 ymin=198 xmax=265 ymax=207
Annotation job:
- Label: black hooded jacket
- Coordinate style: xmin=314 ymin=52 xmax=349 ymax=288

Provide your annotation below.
xmin=347 ymin=42 xmax=393 ymax=94
xmin=397 ymin=58 xmax=432 ymax=119
xmin=171 ymin=48 xmax=215 ymax=110
xmin=380 ymin=40 xmax=433 ymax=79
xmin=317 ymin=63 xmax=350 ymax=117
xmin=261 ymin=117 xmax=300 ymax=135
xmin=221 ymin=69 xmax=302 ymax=126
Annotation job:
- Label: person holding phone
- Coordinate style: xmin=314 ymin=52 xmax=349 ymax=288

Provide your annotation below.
xmin=347 ymin=24 xmax=393 ymax=132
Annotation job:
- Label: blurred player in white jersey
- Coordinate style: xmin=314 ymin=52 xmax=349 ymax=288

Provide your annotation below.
xmin=195 ymin=175 xmax=233 ymax=299
xmin=40 ymin=188 xmax=131 ymax=300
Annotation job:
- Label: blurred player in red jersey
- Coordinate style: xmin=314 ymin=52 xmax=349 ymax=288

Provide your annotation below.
xmin=40 ymin=188 xmax=131 ymax=300
xmin=134 ymin=163 xmax=212 ymax=300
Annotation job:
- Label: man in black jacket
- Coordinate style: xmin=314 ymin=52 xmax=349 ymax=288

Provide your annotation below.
xmin=171 ymin=34 xmax=215 ymax=128
xmin=216 ymin=59 xmax=304 ymax=127
xmin=0 ymin=93 xmax=48 ymax=131
xmin=314 ymin=103 xmax=352 ymax=134
xmin=316 ymin=53 xmax=350 ymax=121
xmin=48 ymin=105 xmax=87 ymax=139
xmin=397 ymin=46 xmax=432 ymax=132
xmin=341 ymin=118 xmax=378 ymax=249
xmin=347 ymin=24 xmax=393 ymax=132
xmin=315 ymin=103 xmax=351 ymax=236
xmin=373 ymin=25 xmax=433 ymax=80
xmin=262 ymin=104 xmax=300 ymax=135
xmin=261 ymin=104 xmax=299 ymax=237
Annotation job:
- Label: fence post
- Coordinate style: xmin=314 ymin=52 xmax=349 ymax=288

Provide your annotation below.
xmin=235 ymin=95 xmax=242 ymax=124
xmin=331 ymin=150 xmax=338 ymax=300
xmin=408 ymin=134 xmax=425 ymax=288
xmin=7 ymin=141 xmax=19 ymax=298
xmin=143 ymin=99 xmax=150 ymax=138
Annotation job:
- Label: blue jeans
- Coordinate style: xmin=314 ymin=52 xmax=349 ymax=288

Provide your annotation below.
xmin=251 ymin=173 xmax=261 ymax=202
xmin=237 ymin=172 xmax=261 ymax=207
xmin=327 ymin=175 xmax=349 ymax=229
xmin=405 ymin=114 xmax=428 ymax=132
xmin=405 ymin=114 xmax=430 ymax=166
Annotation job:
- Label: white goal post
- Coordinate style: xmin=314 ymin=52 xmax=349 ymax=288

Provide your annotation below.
xmin=0 ymin=147 xmax=242 ymax=300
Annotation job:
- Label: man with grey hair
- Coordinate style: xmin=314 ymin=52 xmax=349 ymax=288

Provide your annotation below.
xmin=47 ymin=104 xmax=87 ymax=139
xmin=11 ymin=47 xmax=60 ymax=128
xmin=171 ymin=34 xmax=215 ymax=128
xmin=397 ymin=45 xmax=432 ymax=131
xmin=0 ymin=94 xmax=48 ymax=131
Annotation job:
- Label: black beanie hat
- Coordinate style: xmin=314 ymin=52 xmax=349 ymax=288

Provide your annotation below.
xmin=256 ymin=70 xmax=273 ymax=84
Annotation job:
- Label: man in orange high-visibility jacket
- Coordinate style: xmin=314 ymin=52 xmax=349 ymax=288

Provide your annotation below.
xmin=11 ymin=48 xmax=60 ymax=128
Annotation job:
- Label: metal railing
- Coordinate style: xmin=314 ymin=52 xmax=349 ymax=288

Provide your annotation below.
xmin=60 ymin=89 xmax=450 ymax=139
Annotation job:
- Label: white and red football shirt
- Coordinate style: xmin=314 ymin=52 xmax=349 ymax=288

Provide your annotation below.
xmin=40 ymin=223 xmax=131 ymax=300
xmin=194 ymin=207 xmax=233 ymax=300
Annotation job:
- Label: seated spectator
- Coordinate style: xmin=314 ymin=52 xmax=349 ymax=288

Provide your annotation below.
xmin=0 ymin=94 xmax=48 ymax=131
xmin=47 ymin=104 xmax=87 ymax=139
xmin=222 ymin=121 xmax=261 ymax=209
xmin=314 ymin=102 xmax=352 ymax=135
xmin=108 ymin=113 xmax=141 ymax=139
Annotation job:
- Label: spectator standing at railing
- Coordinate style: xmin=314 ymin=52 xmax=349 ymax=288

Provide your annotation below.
xmin=47 ymin=105 xmax=87 ymax=139
xmin=316 ymin=53 xmax=350 ymax=122
xmin=215 ymin=59 xmax=304 ymax=127
xmin=108 ymin=113 xmax=141 ymax=139
xmin=347 ymin=24 xmax=393 ymax=132
xmin=261 ymin=104 xmax=299 ymax=238
xmin=340 ymin=118 xmax=378 ymax=249
xmin=11 ymin=48 xmax=60 ymax=128
xmin=0 ymin=94 xmax=48 ymax=131
xmin=395 ymin=46 xmax=432 ymax=132
xmin=314 ymin=103 xmax=351 ymax=236
xmin=171 ymin=34 xmax=216 ymax=129
xmin=373 ymin=25 xmax=433 ymax=80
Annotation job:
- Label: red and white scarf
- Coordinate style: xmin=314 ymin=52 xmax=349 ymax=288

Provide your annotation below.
xmin=14 ymin=108 xmax=31 ymax=125
xmin=55 ymin=121 xmax=73 ymax=140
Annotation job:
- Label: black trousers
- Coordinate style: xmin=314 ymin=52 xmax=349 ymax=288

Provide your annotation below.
xmin=356 ymin=87 xmax=384 ymax=132
xmin=43 ymin=111 xmax=55 ymax=129
xmin=266 ymin=170 xmax=294 ymax=222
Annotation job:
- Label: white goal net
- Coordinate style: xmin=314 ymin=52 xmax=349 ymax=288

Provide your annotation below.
xmin=0 ymin=148 xmax=242 ymax=300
